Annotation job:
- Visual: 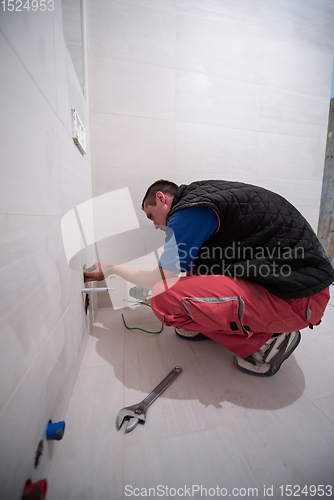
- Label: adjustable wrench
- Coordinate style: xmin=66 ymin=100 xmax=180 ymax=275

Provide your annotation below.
xmin=116 ymin=366 xmax=182 ymax=433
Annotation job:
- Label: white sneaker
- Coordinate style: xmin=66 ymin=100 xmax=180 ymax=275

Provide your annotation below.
xmin=175 ymin=327 xmax=208 ymax=341
xmin=234 ymin=331 xmax=301 ymax=377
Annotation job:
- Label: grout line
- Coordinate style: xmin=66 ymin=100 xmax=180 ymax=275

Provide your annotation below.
xmin=90 ymin=164 xmax=324 ymax=186
xmin=87 ymin=51 xmax=332 ymax=102
xmin=310 ymin=399 xmax=334 ymax=425
xmin=312 ymin=394 xmax=334 ymax=403
xmin=89 ymin=109 xmax=328 ymax=141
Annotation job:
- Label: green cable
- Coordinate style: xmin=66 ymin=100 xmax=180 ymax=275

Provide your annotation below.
xmin=121 ymin=301 xmax=164 ymax=334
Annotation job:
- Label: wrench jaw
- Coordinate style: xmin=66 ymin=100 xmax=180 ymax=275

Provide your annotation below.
xmin=124 ymin=417 xmax=140 ymax=434
xmin=116 ymin=408 xmax=146 ymax=433
xmin=116 ymin=367 xmax=183 ymax=433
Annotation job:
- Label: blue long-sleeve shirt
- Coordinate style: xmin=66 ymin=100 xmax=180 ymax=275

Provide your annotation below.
xmin=159 ymin=206 xmax=218 ymax=272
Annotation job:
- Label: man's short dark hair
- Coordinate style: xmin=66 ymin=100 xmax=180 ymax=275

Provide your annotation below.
xmin=141 ymin=180 xmax=178 ymax=209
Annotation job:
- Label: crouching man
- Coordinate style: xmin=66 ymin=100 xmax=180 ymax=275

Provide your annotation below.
xmin=84 ymin=180 xmax=333 ymax=377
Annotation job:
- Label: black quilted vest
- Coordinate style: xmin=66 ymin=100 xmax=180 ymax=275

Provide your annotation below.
xmin=167 ymin=180 xmax=334 ymax=299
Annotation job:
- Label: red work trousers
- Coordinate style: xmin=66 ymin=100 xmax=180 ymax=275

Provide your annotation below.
xmin=151 ymin=275 xmax=330 ymax=358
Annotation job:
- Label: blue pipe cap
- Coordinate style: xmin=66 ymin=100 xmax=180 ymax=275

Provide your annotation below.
xmin=46 ymin=421 xmax=65 ymax=440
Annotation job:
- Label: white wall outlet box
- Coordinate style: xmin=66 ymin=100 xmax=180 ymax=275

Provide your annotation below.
xmin=71 ymin=108 xmax=86 ymax=155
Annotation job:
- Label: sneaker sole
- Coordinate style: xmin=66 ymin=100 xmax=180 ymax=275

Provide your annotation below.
xmin=175 ymin=330 xmax=209 ymax=341
xmin=234 ymin=331 xmax=301 ymax=377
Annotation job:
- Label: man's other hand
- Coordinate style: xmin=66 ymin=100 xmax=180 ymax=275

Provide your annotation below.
xmin=84 ymin=262 xmax=114 ymax=282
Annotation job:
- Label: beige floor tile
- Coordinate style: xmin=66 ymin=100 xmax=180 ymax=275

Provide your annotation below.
xmin=124 ymin=427 xmax=256 ymax=493
xmin=48 ymin=305 xmax=334 ymax=498
xmin=313 ymin=395 xmax=334 ymax=423
xmin=281 ymin=330 xmax=334 ymax=401
xmin=308 ymin=302 xmax=334 ymax=334
xmin=81 ymin=310 xmax=125 ymax=368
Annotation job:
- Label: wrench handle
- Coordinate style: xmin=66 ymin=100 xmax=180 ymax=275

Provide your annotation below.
xmin=142 ymin=366 xmax=182 ymax=407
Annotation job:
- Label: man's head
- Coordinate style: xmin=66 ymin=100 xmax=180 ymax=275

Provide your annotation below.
xmin=141 ymin=180 xmax=178 ymax=230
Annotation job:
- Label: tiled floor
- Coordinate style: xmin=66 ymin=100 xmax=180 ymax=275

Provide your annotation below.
xmin=48 ymin=293 xmax=334 ymax=500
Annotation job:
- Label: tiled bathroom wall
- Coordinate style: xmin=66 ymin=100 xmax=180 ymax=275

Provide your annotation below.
xmin=87 ymin=0 xmax=334 ymax=233
xmin=0 ymin=4 xmax=95 ymax=499
xmin=1 ymin=0 xmax=333 ymax=498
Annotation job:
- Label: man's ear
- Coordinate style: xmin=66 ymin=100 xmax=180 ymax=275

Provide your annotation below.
xmin=156 ymin=191 xmax=165 ymax=204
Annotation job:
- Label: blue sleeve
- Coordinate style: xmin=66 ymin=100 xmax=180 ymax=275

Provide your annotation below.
xmin=159 ymin=206 xmax=218 ymax=272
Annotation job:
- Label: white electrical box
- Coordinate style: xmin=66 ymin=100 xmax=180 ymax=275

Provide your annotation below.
xmin=71 ymin=108 xmax=86 ymax=155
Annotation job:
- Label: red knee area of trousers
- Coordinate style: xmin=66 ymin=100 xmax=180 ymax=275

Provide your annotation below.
xmin=151 ymin=277 xmax=331 ymax=357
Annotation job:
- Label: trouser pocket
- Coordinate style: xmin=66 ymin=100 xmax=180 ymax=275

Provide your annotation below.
xmin=181 ymin=296 xmax=251 ymax=336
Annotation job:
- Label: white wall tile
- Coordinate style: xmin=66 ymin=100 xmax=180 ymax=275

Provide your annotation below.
xmin=47 ymin=364 xmax=125 ymax=500
xmin=62 ymin=0 xmax=84 ymax=90
xmin=58 ymin=125 xmax=93 ymax=216
xmin=260 ymin=86 xmax=330 ymax=138
xmin=176 ymin=0 xmax=266 ymax=30
xmin=90 ymin=112 xmax=175 ymax=169
xmin=257 ymin=132 xmax=327 ymax=181
xmin=176 ymin=121 xmax=259 ymax=174
xmin=176 ymin=11 xmax=264 ymax=83
xmin=88 ymin=0 xmax=176 ymax=68
xmin=54 ymin=14 xmax=90 ymax=153
xmin=264 ymin=0 xmax=334 ymax=53
xmin=104 ymin=0 xmax=176 ymax=12
xmin=0 ymin=31 xmax=62 ymax=217
xmin=0 ymin=8 xmax=95 ymax=496
xmin=263 ymin=38 xmax=333 ymax=98
xmin=176 ymin=70 xmax=261 ymax=129
xmin=53 ymin=0 xmax=63 ymax=32
xmin=53 ymin=18 xmax=73 ymax=134
xmin=0 ymin=10 xmax=57 ymax=112
xmin=0 ymin=295 xmax=90 ymax=500
xmin=0 ymin=215 xmax=72 ymax=411
xmin=92 ymin=166 xmax=178 ymax=224
xmin=88 ymin=56 xmax=176 ymax=119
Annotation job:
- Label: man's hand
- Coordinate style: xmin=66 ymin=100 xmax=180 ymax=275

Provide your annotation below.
xmin=84 ymin=262 xmax=178 ymax=289
xmin=84 ymin=262 xmax=114 ymax=282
